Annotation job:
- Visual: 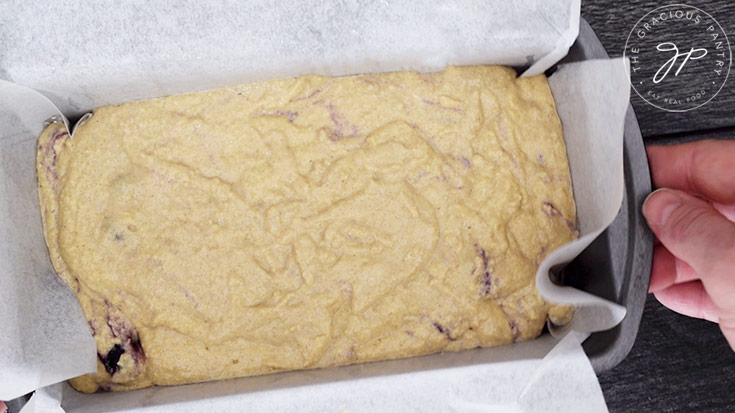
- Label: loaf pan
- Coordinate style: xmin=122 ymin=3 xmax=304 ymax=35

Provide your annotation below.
xmin=4 ymin=16 xmax=652 ymax=413
xmin=550 ymin=18 xmax=653 ymax=373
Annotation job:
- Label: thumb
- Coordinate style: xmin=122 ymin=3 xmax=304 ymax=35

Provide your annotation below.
xmin=643 ymin=188 xmax=735 ymax=349
xmin=643 ymin=188 xmax=735 ymax=280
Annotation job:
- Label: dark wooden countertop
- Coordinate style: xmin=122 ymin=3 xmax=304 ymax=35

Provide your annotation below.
xmin=584 ymin=0 xmax=735 ymax=139
xmin=583 ymin=1 xmax=735 ymax=411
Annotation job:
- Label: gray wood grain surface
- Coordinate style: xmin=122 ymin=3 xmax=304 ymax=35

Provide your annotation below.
xmin=583 ymin=0 xmax=735 ymax=139
xmin=584 ymin=2 xmax=735 ymax=410
xmin=599 ymin=296 xmax=735 ymax=412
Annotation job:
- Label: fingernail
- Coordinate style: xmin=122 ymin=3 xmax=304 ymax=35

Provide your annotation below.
xmin=643 ymin=188 xmax=681 ymax=227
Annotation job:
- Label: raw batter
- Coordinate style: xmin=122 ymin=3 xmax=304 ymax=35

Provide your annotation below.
xmin=37 ymin=66 xmax=576 ymax=392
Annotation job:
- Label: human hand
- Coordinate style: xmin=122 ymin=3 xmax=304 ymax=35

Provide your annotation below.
xmin=644 ymin=139 xmax=735 ymax=351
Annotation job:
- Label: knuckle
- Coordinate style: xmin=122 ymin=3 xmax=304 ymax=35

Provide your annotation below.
xmin=673 ymin=259 xmax=695 ymax=285
xmin=664 ymin=203 xmax=735 ymax=276
xmin=665 ymin=204 xmax=713 ymax=244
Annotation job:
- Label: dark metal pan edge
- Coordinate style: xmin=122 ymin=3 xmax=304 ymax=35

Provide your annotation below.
xmin=557 ymin=18 xmax=654 ymax=373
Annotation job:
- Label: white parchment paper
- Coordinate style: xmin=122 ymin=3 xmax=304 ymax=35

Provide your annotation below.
xmin=0 ymin=1 xmax=632 ymax=411
xmin=0 ymin=81 xmax=97 ymax=402
xmin=0 ymin=0 xmax=576 ymax=116
xmin=51 ymin=331 xmax=606 ymax=413
xmin=538 ymin=60 xmax=630 ymax=336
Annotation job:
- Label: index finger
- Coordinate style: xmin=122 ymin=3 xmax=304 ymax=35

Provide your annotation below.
xmin=647 ymin=139 xmax=735 ymax=204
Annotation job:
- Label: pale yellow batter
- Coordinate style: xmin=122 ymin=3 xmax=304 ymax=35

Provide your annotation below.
xmin=37 ymin=66 xmax=576 ymax=393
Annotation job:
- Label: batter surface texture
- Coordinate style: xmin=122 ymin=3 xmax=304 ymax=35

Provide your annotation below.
xmin=37 ymin=66 xmax=576 ymax=392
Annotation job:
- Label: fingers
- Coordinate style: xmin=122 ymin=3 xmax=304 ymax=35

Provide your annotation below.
xmin=649 ymin=239 xmax=735 ymax=350
xmin=643 ymin=188 xmax=735 ymax=284
xmin=647 ymin=140 xmax=735 ymax=204
xmin=649 ymin=244 xmax=698 ymax=293
xmin=645 ymin=142 xmax=735 ymax=350
xmin=643 ymin=188 xmax=735 ymax=332
xmin=653 ymin=280 xmax=719 ymax=323
xmin=648 ymin=243 xmax=734 ymax=349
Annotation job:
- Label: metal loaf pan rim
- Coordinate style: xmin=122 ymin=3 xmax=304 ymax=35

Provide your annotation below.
xmin=552 ymin=17 xmax=654 ymax=373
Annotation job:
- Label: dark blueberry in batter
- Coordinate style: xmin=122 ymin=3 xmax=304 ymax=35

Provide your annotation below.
xmin=98 ymin=344 xmax=125 ymax=376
